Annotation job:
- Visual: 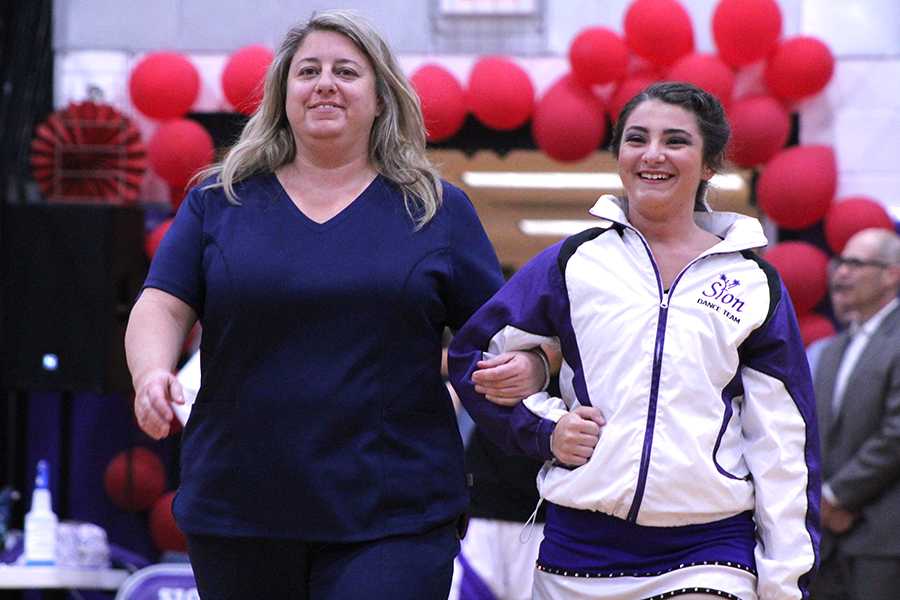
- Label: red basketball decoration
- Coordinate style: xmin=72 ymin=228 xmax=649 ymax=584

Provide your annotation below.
xmin=609 ymin=76 xmax=657 ymax=123
xmin=765 ymin=36 xmax=834 ymax=101
xmin=568 ymin=27 xmax=629 ymax=87
xmin=799 ymin=312 xmax=836 ymax=347
xmin=824 ymin=196 xmax=895 ymax=254
xmin=222 ymin=45 xmax=273 ymax=116
xmin=726 ymin=96 xmax=790 ymax=168
xmin=712 ymin=0 xmax=782 ymax=68
xmin=756 ymin=145 xmax=836 ymax=230
xmin=765 ymin=242 xmax=830 ymax=315
xmin=129 ymin=52 xmax=200 ymax=120
xmin=411 ymin=64 xmax=467 ymax=142
xmin=533 ymin=75 xmax=606 ymax=163
xmin=147 ymin=119 xmax=215 ymax=193
xmin=145 ymin=218 xmax=174 ymax=260
xmin=624 ymin=0 xmax=694 ymax=69
xmin=666 ymin=53 xmax=735 ymax=107
xmin=104 ymin=447 xmax=166 ymax=512
xmin=467 ymin=56 xmax=535 ymax=131
xmin=30 ymin=101 xmax=147 ymax=203
xmin=149 ymin=491 xmax=187 ymax=553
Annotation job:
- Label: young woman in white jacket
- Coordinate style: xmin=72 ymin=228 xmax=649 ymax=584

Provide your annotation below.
xmin=449 ymin=82 xmax=821 ymax=600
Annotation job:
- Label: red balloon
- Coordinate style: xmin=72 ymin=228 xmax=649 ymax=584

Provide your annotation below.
xmin=713 ymin=0 xmax=782 ymax=68
xmin=666 ymin=53 xmax=735 ymax=107
xmin=799 ymin=312 xmax=836 ymax=347
xmin=609 ymin=76 xmax=657 ymax=123
xmin=467 ymin=56 xmax=535 ymax=131
xmin=148 ymin=119 xmax=215 ymax=193
xmin=129 ymin=52 xmax=200 ymax=120
xmin=533 ymin=75 xmax=606 ymax=163
xmin=104 ymin=447 xmax=166 ymax=512
xmin=624 ymin=0 xmax=694 ymax=69
xmin=764 ymin=241 xmax=830 ymax=314
xmin=627 ymin=58 xmax=664 ymax=81
xmin=727 ymin=96 xmax=790 ymax=168
xmin=569 ymin=27 xmax=629 ymax=87
xmin=756 ymin=145 xmax=836 ymax=230
xmin=411 ymin=64 xmax=467 ymax=142
xmin=168 ymin=184 xmax=189 ymax=212
xmin=765 ymin=36 xmax=834 ymax=101
xmin=222 ymin=45 xmax=273 ymax=116
xmin=145 ymin=218 xmax=173 ymax=260
xmin=824 ymin=196 xmax=895 ymax=254
xmin=149 ymin=491 xmax=187 ymax=553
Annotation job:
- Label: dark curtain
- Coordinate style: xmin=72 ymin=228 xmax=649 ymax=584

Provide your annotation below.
xmin=1 ymin=0 xmax=53 ymax=518
xmin=0 ymin=0 xmax=54 ymax=204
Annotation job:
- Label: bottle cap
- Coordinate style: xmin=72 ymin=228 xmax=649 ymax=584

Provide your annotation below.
xmin=35 ymin=459 xmax=50 ymax=489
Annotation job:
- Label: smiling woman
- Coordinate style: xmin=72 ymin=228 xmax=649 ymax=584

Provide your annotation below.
xmin=449 ymin=82 xmax=821 ymax=600
xmin=277 ymin=29 xmax=382 ymax=222
xmin=284 ymin=31 xmax=379 ymax=152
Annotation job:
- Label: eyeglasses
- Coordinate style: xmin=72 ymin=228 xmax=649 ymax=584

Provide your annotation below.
xmin=828 ymin=256 xmax=894 ymax=271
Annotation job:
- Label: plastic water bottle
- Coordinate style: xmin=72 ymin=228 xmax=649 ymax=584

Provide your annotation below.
xmin=24 ymin=459 xmax=58 ymax=565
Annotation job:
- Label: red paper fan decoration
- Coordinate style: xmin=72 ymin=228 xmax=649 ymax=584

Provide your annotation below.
xmin=30 ymin=101 xmax=147 ymax=204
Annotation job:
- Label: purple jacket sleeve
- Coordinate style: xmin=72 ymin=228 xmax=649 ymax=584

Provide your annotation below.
xmin=739 ymin=277 xmax=821 ymax=599
xmin=448 ymin=242 xmax=573 ymax=462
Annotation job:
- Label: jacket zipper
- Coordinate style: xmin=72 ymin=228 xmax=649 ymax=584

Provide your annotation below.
xmin=625 ymin=234 xmax=694 ymax=523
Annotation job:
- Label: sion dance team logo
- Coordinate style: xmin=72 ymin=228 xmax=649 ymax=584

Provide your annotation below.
xmin=698 ymin=274 xmax=745 ymax=323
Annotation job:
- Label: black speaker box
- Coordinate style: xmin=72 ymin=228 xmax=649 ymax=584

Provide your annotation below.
xmin=2 ymin=204 xmax=147 ymax=393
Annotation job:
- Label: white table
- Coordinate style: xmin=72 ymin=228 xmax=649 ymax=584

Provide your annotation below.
xmin=0 ymin=564 xmax=129 ymax=589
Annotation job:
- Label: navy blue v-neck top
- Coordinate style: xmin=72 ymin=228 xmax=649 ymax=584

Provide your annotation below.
xmin=144 ymin=173 xmax=504 ymax=542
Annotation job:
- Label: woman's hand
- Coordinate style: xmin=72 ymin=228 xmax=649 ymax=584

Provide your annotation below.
xmin=125 ymin=288 xmax=197 ymax=439
xmin=472 ymin=350 xmax=547 ymax=406
xmin=133 ymin=368 xmax=185 ymax=439
xmin=551 ymin=406 xmax=606 ymax=467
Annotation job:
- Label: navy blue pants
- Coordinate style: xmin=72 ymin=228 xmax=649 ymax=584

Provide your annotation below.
xmin=186 ymin=522 xmax=459 ymax=600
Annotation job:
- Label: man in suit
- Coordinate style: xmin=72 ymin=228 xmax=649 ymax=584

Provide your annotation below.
xmin=811 ymin=227 xmax=900 ymax=600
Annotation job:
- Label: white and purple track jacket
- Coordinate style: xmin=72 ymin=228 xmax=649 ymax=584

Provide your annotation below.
xmin=449 ymin=196 xmax=821 ymax=599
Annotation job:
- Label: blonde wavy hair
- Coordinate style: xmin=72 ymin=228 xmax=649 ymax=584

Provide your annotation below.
xmin=196 ymin=9 xmax=442 ymax=228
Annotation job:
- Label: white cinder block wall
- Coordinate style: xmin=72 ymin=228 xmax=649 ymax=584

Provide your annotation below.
xmin=52 ymin=0 xmax=900 ymax=218
xmin=799 ymin=0 xmax=900 ymax=219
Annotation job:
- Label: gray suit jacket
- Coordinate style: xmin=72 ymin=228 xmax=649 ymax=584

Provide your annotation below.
xmin=814 ymin=304 xmax=900 ymax=558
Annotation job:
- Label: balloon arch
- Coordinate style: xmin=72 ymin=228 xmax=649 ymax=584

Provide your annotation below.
xmin=37 ymin=0 xmax=897 ymax=343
